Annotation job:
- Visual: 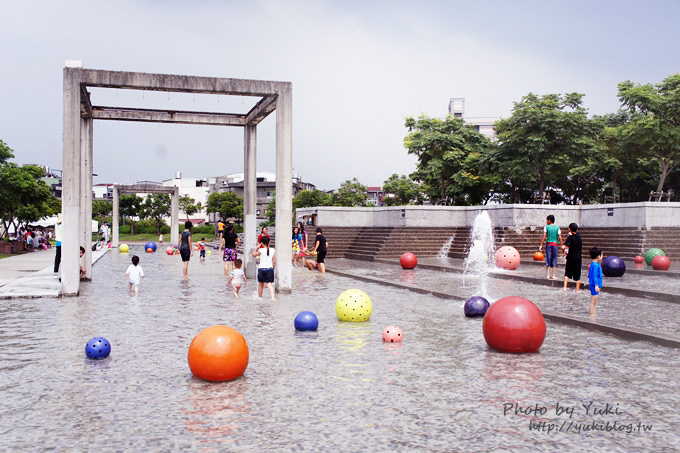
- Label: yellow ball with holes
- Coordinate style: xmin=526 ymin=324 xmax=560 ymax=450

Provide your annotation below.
xmin=335 ymin=289 xmax=372 ymax=322
xmin=119 ymin=244 xmax=129 ymax=253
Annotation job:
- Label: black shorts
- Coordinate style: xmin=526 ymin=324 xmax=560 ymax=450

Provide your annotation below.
xmin=316 ymin=250 xmax=327 ymax=264
xmin=258 ymin=268 xmax=275 ymax=283
xmin=179 ymin=248 xmax=191 ymax=262
xmin=564 ymin=260 xmax=582 ymax=281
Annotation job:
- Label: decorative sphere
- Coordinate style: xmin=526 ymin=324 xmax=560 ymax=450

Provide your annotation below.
xmin=464 ymin=296 xmax=490 ymax=317
xmin=399 ymin=252 xmax=418 ymax=269
xmin=85 ymin=337 xmax=111 ymax=359
xmin=494 ymin=246 xmax=521 ymax=270
xmin=207 ymin=250 xmax=212 ymax=255
xmin=382 ymin=326 xmax=403 ymax=342
xmin=644 ymin=248 xmax=665 ymax=265
xmin=651 ymin=255 xmax=671 ymax=271
xmin=482 ymin=296 xmax=546 ymax=353
xmin=634 ymin=255 xmax=644 ymax=264
xmin=165 ymin=246 xmax=175 ymax=255
xmin=602 ymin=255 xmax=626 ymax=277
xmin=335 ymin=289 xmax=372 ymax=322
xmin=144 ymin=241 xmax=157 ymax=252
xmin=533 ymin=251 xmax=544 ymax=261
xmin=118 ymin=244 xmax=129 ymax=253
xmin=294 ymin=311 xmax=319 ymax=331
xmin=188 ymin=326 xmax=249 ymax=381
xmin=147 ymin=248 xmax=153 ymax=253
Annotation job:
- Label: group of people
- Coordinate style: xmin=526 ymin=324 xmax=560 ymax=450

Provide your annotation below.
xmin=158 ymin=219 xmax=328 ymax=300
xmin=17 ymin=226 xmax=51 ymax=252
xmin=538 ymin=214 xmax=604 ymax=316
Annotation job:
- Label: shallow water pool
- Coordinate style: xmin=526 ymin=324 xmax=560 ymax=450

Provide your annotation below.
xmin=0 ymin=246 xmax=678 ymax=451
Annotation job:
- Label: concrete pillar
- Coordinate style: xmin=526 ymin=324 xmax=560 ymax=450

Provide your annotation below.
xmin=243 ymin=124 xmax=257 ymax=279
xmin=80 ymin=116 xmax=93 ymax=278
xmin=171 ymin=187 xmax=179 ymax=246
xmin=275 ymin=84 xmax=293 ymax=293
xmin=112 ymin=185 xmax=119 ymax=247
xmin=61 ymin=65 xmax=83 ymax=296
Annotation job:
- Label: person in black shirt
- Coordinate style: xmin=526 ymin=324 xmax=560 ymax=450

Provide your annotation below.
xmin=219 ymin=223 xmax=241 ymax=276
xmin=563 ymin=222 xmax=582 ymax=292
xmin=312 ymin=227 xmax=328 ymax=274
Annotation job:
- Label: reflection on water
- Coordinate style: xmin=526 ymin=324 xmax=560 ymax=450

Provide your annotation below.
xmin=0 ymin=247 xmax=678 ymax=451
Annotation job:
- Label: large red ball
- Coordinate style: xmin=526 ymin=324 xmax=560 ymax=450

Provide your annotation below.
xmin=651 ymin=255 xmax=671 ymax=271
xmin=400 ymin=252 xmax=418 ymax=269
xmin=188 ymin=326 xmax=249 ymax=381
xmin=482 ymin=297 xmax=546 ymax=353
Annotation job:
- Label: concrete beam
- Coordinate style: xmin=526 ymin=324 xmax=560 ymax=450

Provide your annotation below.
xmin=80 ymin=69 xmax=288 ymax=96
xmin=115 ymin=184 xmax=178 ymax=195
xmin=80 ymin=86 xmax=93 ymax=118
xmin=274 ymin=83 xmax=293 ymax=293
xmin=92 ymin=106 xmax=246 ymax=126
xmin=244 ymin=124 xmax=257 ymax=279
xmin=112 ymin=185 xmax=119 ymax=248
xmin=245 ymin=96 xmax=277 ymax=126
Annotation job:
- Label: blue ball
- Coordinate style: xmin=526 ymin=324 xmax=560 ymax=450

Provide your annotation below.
xmin=144 ymin=242 xmax=157 ymax=252
xmin=294 ymin=311 xmax=319 ymax=331
xmin=602 ymin=255 xmax=626 ymax=277
xmin=464 ymin=296 xmax=490 ymax=317
xmin=85 ymin=337 xmax=111 ymax=359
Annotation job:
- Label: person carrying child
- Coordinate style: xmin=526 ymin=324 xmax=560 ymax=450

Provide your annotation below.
xmin=588 ymin=247 xmax=604 ymax=316
xmin=226 ymin=258 xmax=248 ymax=298
xmin=124 ymin=254 xmax=147 ymax=296
xmin=562 ymin=223 xmax=582 ymax=292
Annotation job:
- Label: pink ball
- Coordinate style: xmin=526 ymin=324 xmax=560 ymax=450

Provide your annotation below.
xmin=651 ymin=255 xmax=671 ymax=270
xmin=483 ymin=296 xmax=546 ymax=353
xmin=494 ymin=246 xmax=521 ymax=270
xmin=382 ymin=326 xmax=403 ymax=343
xmin=166 ymin=246 xmax=175 ymax=255
xmin=400 ymin=252 xmax=417 ymax=269
xmin=634 ymin=255 xmax=644 ymax=264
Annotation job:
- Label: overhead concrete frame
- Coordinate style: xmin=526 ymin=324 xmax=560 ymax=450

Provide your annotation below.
xmin=62 ymin=64 xmax=293 ymax=296
xmin=111 ymin=184 xmax=179 ymax=249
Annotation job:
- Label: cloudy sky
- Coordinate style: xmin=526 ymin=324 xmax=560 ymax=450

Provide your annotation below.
xmin=1 ymin=0 xmax=679 ymax=191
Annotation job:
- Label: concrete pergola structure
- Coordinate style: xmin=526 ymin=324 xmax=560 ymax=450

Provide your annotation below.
xmin=111 ymin=184 xmax=179 ymax=248
xmin=62 ymin=62 xmax=293 ymax=296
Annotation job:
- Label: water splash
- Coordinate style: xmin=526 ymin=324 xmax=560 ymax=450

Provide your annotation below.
xmin=463 ymin=211 xmax=495 ymax=298
xmin=437 ymin=234 xmax=455 ymax=258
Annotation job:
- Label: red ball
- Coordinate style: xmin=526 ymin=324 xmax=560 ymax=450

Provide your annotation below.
xmin=651 ymin=255 xmax=671 ymax=271
xmin=188 ymin=326 xmax=249 ymax=381
xmin=482 ymin=296 xmax=546 ymax=353
xmin=166 ymin=246 xmax=175 ymax=255
xmin=634 ymin=255 xmax=644 ymax=264
xmin=146 ymin=248 xmax=153 ymax=253
xmin=400 ymin=252 xmax=418 ymax=269
xmin=533 ymin=251 xmax=545 ymax=261
xmin=494 ymin=246 xmax=521 ymax=270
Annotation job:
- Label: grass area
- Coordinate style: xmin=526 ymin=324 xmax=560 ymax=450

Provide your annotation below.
xmin=117 ymin=233 xmax=165 ymax=243
xmin=0 ymin=254 xmax=12 ymax=259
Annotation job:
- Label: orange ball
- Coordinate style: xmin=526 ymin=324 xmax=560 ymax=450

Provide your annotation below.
xmin=188 ymin=326 xmax=249 ymax=381
xmin=147 ymin=248 xmax=153 ymax=253
xmin=533 ymin=251 xmax=545 ymax=261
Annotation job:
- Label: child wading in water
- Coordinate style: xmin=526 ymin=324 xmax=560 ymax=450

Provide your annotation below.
xmin=199 ymin=238 xmax=206 ymax=260
xmin=226 ymin=259 xmax=248 ymax=298
xmin=125 ymin=255 xmax=147 ymax=296
xmin=252 ymin=236 xmax=276 ymax=300
xmin=588 ymin=247 xmax=603 ymax=316
xmin=563 ymin=223 xmax=582 ymax=292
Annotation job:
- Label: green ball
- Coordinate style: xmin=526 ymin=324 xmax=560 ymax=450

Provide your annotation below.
xmin=335 ymin=289 xmax=372 ymax=322
xmin=644 ymin=248 xmax=665 ymax=265
xmin=119 ymin=244 xmax=130 ymax=253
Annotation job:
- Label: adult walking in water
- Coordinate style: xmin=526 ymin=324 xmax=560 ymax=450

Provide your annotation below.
xmin=179 ymin=220 xmax=194 ymax=276
xmin=219 ymin=223 xmax=240 ymax=276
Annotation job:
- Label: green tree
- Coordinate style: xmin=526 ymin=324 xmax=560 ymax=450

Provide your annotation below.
xmin=179 ymin=195 xmax=202 ymax=218
xmin=382 ymin=174 xmax=423 ymax=206
xmin=0 ymin=164 xmax=57 ymax=236
xmin=119 ymin=194 xmax=143 ymax=234
xmin=292 ymin=189 xmax=331 ymax=209
xmin=265 ymin=192 xmax=276 ymax=224
xmin=0 ymin=139 xmax=13 ymax=164
xmin=92 ymin=200 xmax=112 ymax=219
xmin=487 ymin=93 xmax=601 ymax=203
xmin=404 ymin=115 xmax=494 ymax=205
xmin=617 ymin=73 xmax=680 ymax=194
xmin=206 ymin=192 xmax=244 ymax=223
xmin=141 ymin=193 xmax=171 ymax=234
xmin=330 ymin=178 xmax=369 ymax=207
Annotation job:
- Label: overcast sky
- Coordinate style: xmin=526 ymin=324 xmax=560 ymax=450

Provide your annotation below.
xmin=1 ymin=0 xmax=679 ymax=191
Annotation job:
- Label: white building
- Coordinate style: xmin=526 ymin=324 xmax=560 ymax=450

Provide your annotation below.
xmin=449 ymin=98 xmax=498 ymax=140
xmin=162 ymin=172 xmax=210 ymax=223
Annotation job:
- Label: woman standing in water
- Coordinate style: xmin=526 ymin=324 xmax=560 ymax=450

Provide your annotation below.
xmin=178 ymin=221 xmax=194 ymax=276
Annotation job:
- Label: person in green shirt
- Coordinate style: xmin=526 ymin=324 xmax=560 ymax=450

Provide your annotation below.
xmin=538 ymin=214 xmax=563 ymax=279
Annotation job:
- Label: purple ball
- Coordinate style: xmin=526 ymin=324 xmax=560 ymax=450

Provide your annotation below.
xmin=602 ymin=255 xmax=626 ymax=277
xmin=464 ymin=296 xmax=490 ymax=317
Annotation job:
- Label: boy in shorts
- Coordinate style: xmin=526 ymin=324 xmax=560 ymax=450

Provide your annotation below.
xmin=588 ymin=247 xmax=603 ymax=316
xmin=199 ymin=238 xmax=206 ymax=260
xmin=311 ymin=228 xmax=328 ymax=274
xmin=539 ymin=215 xmax=563 ymax=279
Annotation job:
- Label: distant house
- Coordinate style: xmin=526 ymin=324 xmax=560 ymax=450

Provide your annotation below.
xmin=449 ymin=97 xmax=498 ymax=140
xmin=366 ymin=187 xmax=385 ymax=207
